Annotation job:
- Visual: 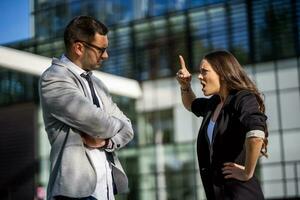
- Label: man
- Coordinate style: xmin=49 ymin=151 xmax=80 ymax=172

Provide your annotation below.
xmin=39 ymin=16 xmax=134 ymax=200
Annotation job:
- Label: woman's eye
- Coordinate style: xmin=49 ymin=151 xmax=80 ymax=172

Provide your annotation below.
xmin=201 ymin=69 xmax=208 ymax=74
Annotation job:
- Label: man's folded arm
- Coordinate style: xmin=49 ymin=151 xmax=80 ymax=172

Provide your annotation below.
xmin=98 ymin=83 xmax=135 ymax=150
xmin=40 ymin=75 xmax=124 ymax=138
xmin=106 ymin=122 xmax=134 ymax=152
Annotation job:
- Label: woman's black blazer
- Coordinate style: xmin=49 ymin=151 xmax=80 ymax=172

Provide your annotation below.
xmin=191 ymin=90 xmax=267 ymax=200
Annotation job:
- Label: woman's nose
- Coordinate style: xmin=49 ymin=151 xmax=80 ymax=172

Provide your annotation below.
xmin=198 ymin=73 xmax=203 ymax=80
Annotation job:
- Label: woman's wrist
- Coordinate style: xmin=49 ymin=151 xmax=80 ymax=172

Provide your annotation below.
xmin=244 ymin=167 xmax=254 ymax=180
xmin=180 ymin=84 xmax=191 ymax=92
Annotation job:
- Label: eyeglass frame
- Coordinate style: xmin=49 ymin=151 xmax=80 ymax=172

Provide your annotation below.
xmin=75 ymin=40 xmax=107 ymax=56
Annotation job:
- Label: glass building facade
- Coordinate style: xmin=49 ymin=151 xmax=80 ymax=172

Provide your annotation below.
xmin=1 ymin=0 xmax=300 ymax=199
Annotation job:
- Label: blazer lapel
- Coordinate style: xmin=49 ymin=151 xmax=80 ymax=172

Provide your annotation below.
xmin=199 ymin=110 xmax=213 ymax=148
xmin=70 ymin=69 xmax=93 ymax=101
xmin=201 ymin=110 xmax=213 ymax=143
xmin=52 ymin=58 xmax=93 ymax=102
xmin=211 ymin=92 xmax=234 ymax=144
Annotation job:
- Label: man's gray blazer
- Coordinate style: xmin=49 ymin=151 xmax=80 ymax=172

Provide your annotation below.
xmin=39 ymin=58 xmax=134 ymax=200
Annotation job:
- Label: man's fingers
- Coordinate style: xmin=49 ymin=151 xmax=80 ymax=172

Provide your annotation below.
xmin=179 ymin=55 xmax=187 ymax=70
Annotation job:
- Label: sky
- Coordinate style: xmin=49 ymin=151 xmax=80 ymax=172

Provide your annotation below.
xmin=0 ymin=0 xmax=30 ymax=45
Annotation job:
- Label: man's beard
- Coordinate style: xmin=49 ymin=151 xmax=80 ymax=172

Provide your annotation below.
xmin=85 ymin=61 xmax=101 ymax=71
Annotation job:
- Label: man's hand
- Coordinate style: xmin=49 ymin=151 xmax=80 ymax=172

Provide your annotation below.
xmin=222 ymin=162 xmax=252 ymax=181
xmin=176 ymin=55 xmax=192 ymax=88
xmin=81 ymin=133 xmax=107 ymax=148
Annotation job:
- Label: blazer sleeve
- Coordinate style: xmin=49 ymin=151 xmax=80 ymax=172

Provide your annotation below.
xmin=105 ymin=96 xmax=134 ymax=151
xmin=39 ymin=68 xmax=124 ymax=139
xmin=191 ymin=95 xmax=218 ymax=117
xmin=235 ymin=91 xmax=267 ymax=133
xmin=97 ymin=80 xmax=134 ymax=151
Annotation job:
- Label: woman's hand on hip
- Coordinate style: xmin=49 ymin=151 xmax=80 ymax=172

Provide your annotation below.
xmin=222 ymin=162 xmax=252 ymax=181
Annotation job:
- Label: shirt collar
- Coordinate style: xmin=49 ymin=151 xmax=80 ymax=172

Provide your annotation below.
xmin=60 ymin=54 xmax=90 ymax=76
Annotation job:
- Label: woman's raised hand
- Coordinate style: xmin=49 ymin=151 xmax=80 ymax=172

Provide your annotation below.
xmin=176 ymin=55 xmax=192 ymax=88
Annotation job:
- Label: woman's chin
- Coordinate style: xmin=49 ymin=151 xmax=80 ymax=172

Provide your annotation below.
xmin=202 ymin=89 xmax=212 ymax=96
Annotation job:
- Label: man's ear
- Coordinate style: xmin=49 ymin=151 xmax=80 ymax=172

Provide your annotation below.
xmin=73 ymin=42 xmax=84 ymax=56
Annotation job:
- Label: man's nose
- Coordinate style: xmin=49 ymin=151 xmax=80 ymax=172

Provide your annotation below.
xmin=101 ymin=51 xmax=109 ymax=60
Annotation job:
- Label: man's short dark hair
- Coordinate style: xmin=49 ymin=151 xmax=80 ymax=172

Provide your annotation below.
xmin=64 ymin=16 xmax=108 ymax=51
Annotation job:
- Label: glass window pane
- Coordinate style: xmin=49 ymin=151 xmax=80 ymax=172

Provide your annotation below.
xmin=283 ymin=130 xmax=300 ymax=161
xmin=229 ymin=2 xmax=249 ymax=63
xmin=255 ymin=62 xmax=276 ymax=92
xmin=265 ymin=92 xmax=279 ymax=131
xmin=280 ymin=89 xmax=300 ymax=129
xmin=277 ymin=59 xmax=299 ymax=90
xmin=189 ymin=10 xmax=211 ymax=69
xmin=209 ymin=6 xmax=228 ymax=49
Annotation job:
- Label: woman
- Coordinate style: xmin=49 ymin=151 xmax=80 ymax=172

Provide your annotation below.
xmin=176 ymin=50 xmax=268 ymax=200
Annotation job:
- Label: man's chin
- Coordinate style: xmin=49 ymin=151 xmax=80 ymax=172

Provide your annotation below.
xmin=91 ymin=64 xmax=101 ymax=70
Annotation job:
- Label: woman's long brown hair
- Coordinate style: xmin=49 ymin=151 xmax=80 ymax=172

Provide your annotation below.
xmin=203 ymin=50 xmax=268 ymax=157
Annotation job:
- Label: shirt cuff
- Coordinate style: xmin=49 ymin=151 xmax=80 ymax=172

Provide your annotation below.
xmin=104 ymin=139 xmax=115 ymax=152
xmin=246 ymin=130 xmax=265 ymax=139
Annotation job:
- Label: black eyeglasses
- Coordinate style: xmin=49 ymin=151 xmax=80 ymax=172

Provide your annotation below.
xmin=75 ymin=40 xmax=107 ymax=56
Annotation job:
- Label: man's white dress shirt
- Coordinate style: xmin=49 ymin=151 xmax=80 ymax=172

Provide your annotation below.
xmin=61 ymin=55 xmax=114 ymax=200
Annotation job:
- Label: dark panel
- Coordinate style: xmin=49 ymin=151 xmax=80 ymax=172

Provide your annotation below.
xmin=0 ymin=103 xmax=37 ymax=200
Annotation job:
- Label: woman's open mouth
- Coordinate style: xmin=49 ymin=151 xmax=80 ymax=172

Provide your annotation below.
xmin=201 ymin=82 xmax=206 ymax=91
